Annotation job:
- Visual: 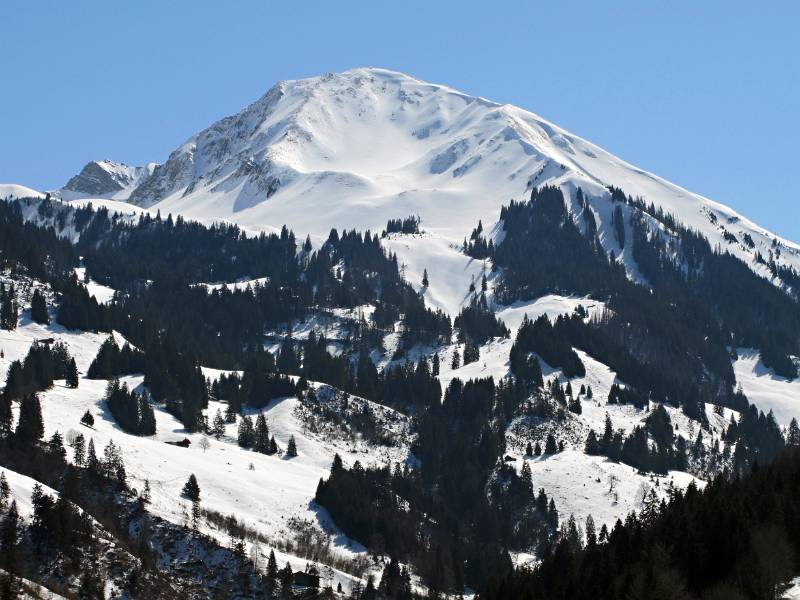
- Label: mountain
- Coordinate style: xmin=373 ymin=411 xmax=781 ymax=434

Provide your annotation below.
xmin=2 ymin=69 xmax=800 ymax=598
xmin=56 ymin=68 xmax=800 ymax=312
xmin=59 ymin=159 xmax=156 ymax=201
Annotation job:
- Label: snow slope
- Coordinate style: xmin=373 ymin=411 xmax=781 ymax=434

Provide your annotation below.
xmin=0 ymin=183 xmax=45 ymax=200
xmin=0 ymin=319 xmax=408 ymax=591
xmin=734 ymin=348 xmax=800 ymax=426
xmin=1 ymin=466 xmax=62 ymax=520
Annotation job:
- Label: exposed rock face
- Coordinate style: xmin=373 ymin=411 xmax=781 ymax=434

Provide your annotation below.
xmin=62 ymin=160 xmax=156 ymax=199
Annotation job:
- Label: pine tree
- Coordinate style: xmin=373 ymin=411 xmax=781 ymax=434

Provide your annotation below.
xmin=0 ymin=472 xmax=9 ymax=509
xmin=237 ymin=415 xmax=254 ymax=448
xmin=534 ymin=441 xmax=542 ymax=456
xmin=585 ymin=429 xmax=600 ymax=454
xmin=15 ymin=394 xmax=43 ymax=444
xmin=585 ymin=514 xmax=597 ymax=546
xmin=254 ymin=412 xmax=270 ymax=453
xmin=191 ymin=499 xmax=201 ymax=529
xmin=520 ymin=462 xmax=533 ymax=495
xmin=547 ymin=498 xmax=559 ymax=531
xmin=432 ymin=353 xmax=440 ymax=376
xmin=526 ymin=441 xmax=533 ymax=456
xmin=0 ymin=393 xmax=11 ymax=437
xmin=545 ymin=433 xmax=558 ymax=455
xmin=788 ymin=418 xmax=800 ymax=446
xmin=451 ymin=348 xmax=461 ymax=370
xmin=3 ymin=360 xmax=23 ymax=401
xmin=463 ymin=338 xmax=480 ymax=365
xmin=287 ymin=435 xmax=297 ymax=457
xmin=612 ymin=205 xmax=626 ymax=249
xmin=182 ymin=474 xmax=200 ymax=502
xmin=31 ymin=289 xmax=49 ymax=324
xmin=602 ymin=413 xmax=613 ymax=450
xmin=211 ymin=409 xmax=226 ymax=439
xmin=422 ymin=269 xmax=429 ymax=287
xmin=142 ymin=479 xmax=151 ymax=504
xmin=0 ymin=500 xmax=20 ymax=578
xmin=138 ymin=395 xmax=156 ymax=435
xmin=267 ymin=549 xmax=278 ymax=579
xmin=86 ymin=438 xmax=100 ymax=476
xmin=47 ymin=431 xmax=66 ymax=460
xmin=65 ymin=357 xmax=79 ymax=388
xmin=81 ymin=409 xmax=95 ymax=427
xmin=0 ymin=284 xmax=17 ymax=330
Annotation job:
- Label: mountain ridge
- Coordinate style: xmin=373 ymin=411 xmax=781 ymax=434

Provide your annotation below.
xmin=5 ymin=67 xmax=800 ymax=309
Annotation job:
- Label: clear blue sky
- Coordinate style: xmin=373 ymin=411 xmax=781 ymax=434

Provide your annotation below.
xmin=2 ymin=1 xmax=799 ymax=240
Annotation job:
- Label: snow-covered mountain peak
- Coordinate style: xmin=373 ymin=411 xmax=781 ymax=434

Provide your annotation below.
xmin=60 ymin=159 xmax=156 ymax=201
xmin=45 ymin=68 xmax=800 ymax=312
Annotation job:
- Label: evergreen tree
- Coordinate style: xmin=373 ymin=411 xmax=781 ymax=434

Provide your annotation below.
xmin=182 ymin=474 xmax=200 ymax=502
xmin=86 ymin=438 xmax=100 ymax=476
xmin=0 ymin=472 xmax=8 ymax=509
xmin=267 ymin=549 xmax=278 ymax=579
xmin=287 ymin=435 xmax=298 ymax=457
xmin=432 ymin=353 xmax=440 ymax=377
xmin=612 ymin=204 xmax=626 ymax=249
xmin=142 ymin=479 xmax=151 ymax=504
xmin=451 ymin=348 xmax=461 ymax=370
xmin=81 ymin=409 xmax=95 ymax=427
xmin=0 ymin=392 xmax=11 ymax=438
xmin=463 ymin=338 xmax=480 ymax=365
xmin=3 ymin=361 xmax=24 ymax=402
xmin=534 ymin=441 xmax=542 ymax=456
xmin=422 ymin=269 xmax=429 ymax=288
xmin=0 ymin=284 xmax=17 ymax=330
xmin=788 ymin=418 xmax=800 ymax=446
xmin=237 ymin=415 xmax=254 ymax=448
xmin=520 ymin=462 xmax=533 ymax=496
xmin=544 ymin=434 xmax=558 ymax=455
xmin=47 ymin=431 xmax=66 ymax=460
xmin=138 ymin=395 xmax=156 ymax=435
xmin=211 ymin=409 xmax=226 ymax=439
xmin=72 ymin=433 xmax=86 ymax=467
xmin=526 ymin=441 xmax=533 ymax=456
xmin=15 ymin=394 xmax=43 ymax=444
xmin=0 ymin=500 xmax=20 ymax=580
xmin=585 ymin=429 xmax=600 ymax=454
xmin=254 ymin=412 xmax=270 ymax=453
xmin=31 ymin=288 xmax=49 ymax=324
xmin=65 ymin=357 xmax=79 ymax=388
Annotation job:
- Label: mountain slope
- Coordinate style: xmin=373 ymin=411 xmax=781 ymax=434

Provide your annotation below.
xmin=59 ymin=159 xmax=156 ymax=201
xmin=59 ymin=69 xmax=797 ymax=282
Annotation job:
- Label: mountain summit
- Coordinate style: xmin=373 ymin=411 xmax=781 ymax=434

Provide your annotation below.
xmin=59 ymin=68 xmax=800 ymax=283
